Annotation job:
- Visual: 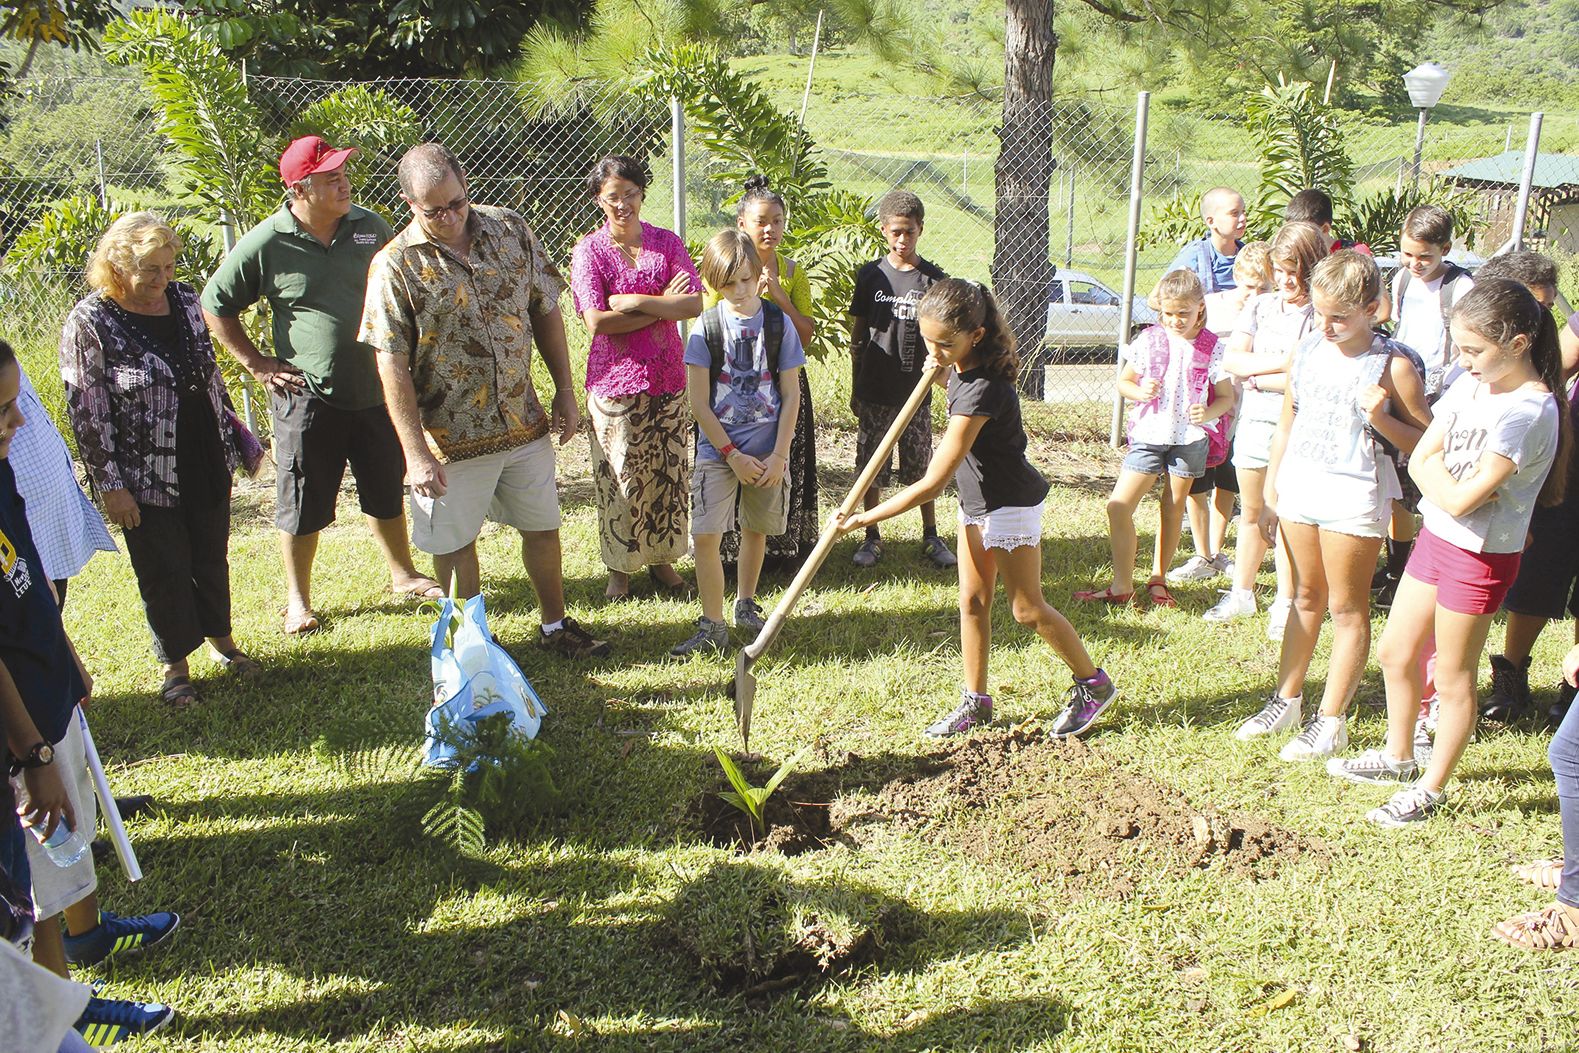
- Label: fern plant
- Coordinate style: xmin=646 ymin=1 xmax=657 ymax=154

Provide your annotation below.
xmin=421 ymin=712 xmax=561 ymax=856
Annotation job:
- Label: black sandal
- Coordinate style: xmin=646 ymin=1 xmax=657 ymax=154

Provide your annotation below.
xmin=160 ymin=675 xmax=199 ymax=709
xmin=213 ymin=648 xmax=263 ymax=679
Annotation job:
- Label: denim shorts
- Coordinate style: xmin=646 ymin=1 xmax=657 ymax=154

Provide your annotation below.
xmin=1122 ymin=438 xmax=1208 ymax=479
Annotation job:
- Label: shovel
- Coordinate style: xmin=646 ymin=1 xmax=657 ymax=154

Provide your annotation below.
xmin=733 ymin=365 xmax=941 ymax=745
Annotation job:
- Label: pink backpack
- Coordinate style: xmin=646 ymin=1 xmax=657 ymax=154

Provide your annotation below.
xmin=1126 ymin=326 xmax=1233 ymax=468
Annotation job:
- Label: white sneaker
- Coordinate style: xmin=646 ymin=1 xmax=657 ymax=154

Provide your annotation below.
xmin=1266 ymin=597 xmax=1292 ymax=642
xmin=1279 ymin=714 xmax=1349 ymax=761
xmin=1234 ymin=694 xmax=1302 ymax=740
xmin=1216 ymin=555 xmax=1235 ymax=579
xmin=1203 ymin=588 xmax=1257 ymax=622
xmin=1168 ymin=555 xmax=1220 ymax=583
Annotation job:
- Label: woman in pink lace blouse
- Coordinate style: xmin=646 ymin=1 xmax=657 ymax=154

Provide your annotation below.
xmin=571 ymin=156 xmax=703 ymax=601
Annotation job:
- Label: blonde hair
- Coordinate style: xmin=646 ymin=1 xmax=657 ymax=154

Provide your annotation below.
xmin=698 ymin=229 xmax=761 ymax=291
xmin=1233 ymin=241 xmax=1273 ymax=291
xmin=1268 ymin=221 xmax=1330 ymax=291
xmin=87 ymin=212 xmax=183 ymax=300
xmin=1310 ymin=250 xmax=1381 ymax=310
xmin=1147 ymin=268 xmax=1206 ymax=313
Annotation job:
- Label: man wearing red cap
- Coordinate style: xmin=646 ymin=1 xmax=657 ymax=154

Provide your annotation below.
xmin=202 ymin=135 xmax=441 ymax=635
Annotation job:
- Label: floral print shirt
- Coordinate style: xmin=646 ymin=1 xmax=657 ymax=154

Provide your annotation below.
xmin=570 ymin=221 xmax=699 ymax=399
xmin=360 ymin=205 xmax=567 ymax=464
xmin=58 ymin=282 xmax=242 ymax=508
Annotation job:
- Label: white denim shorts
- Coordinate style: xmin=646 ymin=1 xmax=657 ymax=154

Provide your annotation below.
xmin=959 ymin=502 xmax=1045 ymax=552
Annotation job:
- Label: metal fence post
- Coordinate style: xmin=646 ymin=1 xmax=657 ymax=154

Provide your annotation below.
xmin=670 ymin=97 xmax=687 ymax=337
xmin=1109 ymin=91 xmax=1150 ymax=448
xmin=1511 ymin=112 xmax=1543 ymax=251
xmin=94 ymin=139 xmax=106 ymax=208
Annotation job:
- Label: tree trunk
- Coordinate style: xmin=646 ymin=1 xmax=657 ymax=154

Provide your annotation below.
xmin=993 ymin=0 xmax=1057 ymax=396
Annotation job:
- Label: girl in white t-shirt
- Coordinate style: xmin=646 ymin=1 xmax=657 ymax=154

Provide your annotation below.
xmin=1329 ymin=278 xmax=1570 ymax=827
xmin=1077 ymin=270 xmax=1234 ymax=607
xmin=1238 ymin=251 xmax=1432 ymax=759
xmin=1205 ymin=223 xmax=1329 ymax=637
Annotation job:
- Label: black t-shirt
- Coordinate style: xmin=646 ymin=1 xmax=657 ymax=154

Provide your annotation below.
xmin=0 ymin=460 xmax=81 ymax=749
xmin=849 ymin=256 xmax=947 ymax=405
xmin=946 ymin=365 xmax=1050 ymax=516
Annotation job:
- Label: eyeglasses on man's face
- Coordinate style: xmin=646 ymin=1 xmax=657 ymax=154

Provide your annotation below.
xmin=413 ymin=194 xmax=469 ymax=221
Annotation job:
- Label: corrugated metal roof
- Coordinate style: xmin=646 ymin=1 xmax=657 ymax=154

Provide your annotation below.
xmin=1442 ymin=150 xmax=1579 ymax=188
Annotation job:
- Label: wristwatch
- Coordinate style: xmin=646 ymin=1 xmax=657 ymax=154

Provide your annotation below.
xmin=8 ymin=741 xmax=54 ymax=776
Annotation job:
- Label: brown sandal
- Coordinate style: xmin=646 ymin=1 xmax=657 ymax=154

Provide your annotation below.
xmin=1513 ymin=858 xmax=1565 ymax=891
xmin=1145 ymin=580 xmax=1177 ymax=608
xmin=1491 ymin=904 xmax=1579 ymax=951
xmin=160 ymin=675 xmax=199 ymax=709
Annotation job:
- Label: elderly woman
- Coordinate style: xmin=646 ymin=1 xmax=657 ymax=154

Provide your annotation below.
xmin=59 ymin=212 xmax=261 ymax=707
xmin=570 ymin=155 xmax=702 ymax=602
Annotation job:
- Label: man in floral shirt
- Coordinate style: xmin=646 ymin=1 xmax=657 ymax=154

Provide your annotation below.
xmin=361 ymin=142 xmax=608 ymax=659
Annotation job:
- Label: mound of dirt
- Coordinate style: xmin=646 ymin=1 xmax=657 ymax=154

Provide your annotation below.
xmin=864 ymin=725 xmax=1324 ymax=897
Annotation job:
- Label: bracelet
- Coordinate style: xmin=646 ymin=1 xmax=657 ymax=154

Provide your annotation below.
xmin=719 ymin=442 xmax=736 ymax=459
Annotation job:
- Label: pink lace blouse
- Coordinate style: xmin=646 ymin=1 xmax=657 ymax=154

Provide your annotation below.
xmin=570 ymin=221 xmax=700 ymax=398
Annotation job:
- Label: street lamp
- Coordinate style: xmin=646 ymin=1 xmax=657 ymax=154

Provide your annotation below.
xmin=1403 ymin=62 xmax=1452 ymax=189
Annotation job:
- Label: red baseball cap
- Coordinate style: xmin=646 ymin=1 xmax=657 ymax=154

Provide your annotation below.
xmin=279 ymin=135 xmax=358 ymax=185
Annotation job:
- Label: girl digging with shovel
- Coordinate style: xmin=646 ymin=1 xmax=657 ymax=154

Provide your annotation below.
xmin=835 ymin=279 xmax=1117 ymax=739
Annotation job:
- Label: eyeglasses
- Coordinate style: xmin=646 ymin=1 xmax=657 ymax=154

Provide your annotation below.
xmin=598 ymin=189 xmax=642 ymax=209
xmin=413 ymin=195 xmax=469 ymax=221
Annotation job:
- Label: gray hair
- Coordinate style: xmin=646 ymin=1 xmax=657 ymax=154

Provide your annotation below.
xmin=398 ymin=143 xmax=465 ymax=197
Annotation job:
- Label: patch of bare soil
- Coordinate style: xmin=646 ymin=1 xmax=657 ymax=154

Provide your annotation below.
xmin=863 ymin=725 xmax=1324 ymax=897
xmin=692 ymin=759 xmax=847 ymax=856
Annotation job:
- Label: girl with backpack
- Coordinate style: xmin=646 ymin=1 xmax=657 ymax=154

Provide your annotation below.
xmin=1238 ymin=251 xmax=1432 ymax=759
xmin=1328 ymin=278 xmax=1569 ymax=827
xmin=1076 ymin=269 xmax=1235 ymax=608
xmin=836 ymin=279 xmax=1117 ymax=740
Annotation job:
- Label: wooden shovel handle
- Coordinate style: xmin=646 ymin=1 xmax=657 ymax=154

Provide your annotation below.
xmin=743 ymin=365 xmax=940 ymax=661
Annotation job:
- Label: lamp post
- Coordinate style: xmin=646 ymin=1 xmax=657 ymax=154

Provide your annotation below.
xmin=1403 ymin=62 xmax=1452 ymax=189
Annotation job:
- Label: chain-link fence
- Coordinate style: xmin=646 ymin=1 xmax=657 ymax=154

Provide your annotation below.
xmin=1 ymin=58 xmax=1571 ymax=430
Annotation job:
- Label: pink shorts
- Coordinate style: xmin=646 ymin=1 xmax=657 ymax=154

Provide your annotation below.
xmin=1403 ymin=527 xmax=1522 ymax=616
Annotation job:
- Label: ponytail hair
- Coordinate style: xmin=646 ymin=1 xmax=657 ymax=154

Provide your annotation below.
xmin=916 ymin=278 xmax=1018 ymax=382
xmin=1451 ymin=277 xmax=1571 ymax=506
xmin=736 ymin=174 xmax=787 ymax=220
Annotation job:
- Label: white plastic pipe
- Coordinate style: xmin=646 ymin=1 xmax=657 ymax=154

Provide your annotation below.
xmin=78 ymin=709 xmax=141 ymax=883
xmin=1511 ymin=112 xmax=1544 ymax=251
xmin=1110 ymin=91 xmax=1150 ymax=448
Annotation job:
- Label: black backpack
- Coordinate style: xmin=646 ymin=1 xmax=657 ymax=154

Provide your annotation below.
xmin=700 ymin=300 xmax=786 ymax=391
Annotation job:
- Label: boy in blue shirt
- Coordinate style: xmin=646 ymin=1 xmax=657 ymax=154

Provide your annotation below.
xmin=672 ymin=232 xmax=805 ymax=656
xmin=1168 ymin=186 xmax=1246 ymax=293
xmin=0 ymin=341 xmax=179 ymax=1045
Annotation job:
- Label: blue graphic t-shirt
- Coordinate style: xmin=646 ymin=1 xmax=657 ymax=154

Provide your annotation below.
xmin=684 ymin=303 xmax=806 ymax=461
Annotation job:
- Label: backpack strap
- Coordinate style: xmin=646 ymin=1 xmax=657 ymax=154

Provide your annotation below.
xmin=1190 ymin=328 xmax=1219 ymax=403
xmin=1392 ymin=268 xmax=1410 ymax=320
xmin=702 ymin=305 xmax=727 ymax=390
xmin=762 ymin=300 xmax=784 ymax=378
xmin=1437 ymin=261 xmax=1465 ymax=336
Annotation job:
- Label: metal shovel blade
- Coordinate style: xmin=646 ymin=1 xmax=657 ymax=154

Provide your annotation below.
xmin=732 ymin=648 xmax=756 ymax=746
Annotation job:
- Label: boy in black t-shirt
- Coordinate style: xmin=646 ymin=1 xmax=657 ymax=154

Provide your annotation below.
xmin=847 ymin=190 xmax=956 ymax=570
xmin=0 ymin=341 xmax=179 ymax=1044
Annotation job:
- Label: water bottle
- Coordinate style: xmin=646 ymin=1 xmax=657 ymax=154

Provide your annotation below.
xmin=33 ymin=820 xmax=88 ymax=868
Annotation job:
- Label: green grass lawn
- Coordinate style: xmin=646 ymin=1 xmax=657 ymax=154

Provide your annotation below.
xmin=52 ymin=359 xmax=1578 ymax=1051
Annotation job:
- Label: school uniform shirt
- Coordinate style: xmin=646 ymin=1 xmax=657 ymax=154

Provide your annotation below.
xmin=947 ymin=365 xmax=1049 ymax=516
xmin=848 ymin=257 xmax=946 ymax=406
xmin=1392 ymin=268 xmax=1474 ymax=396
xmin=1420 ymin=374 xmax=1560 ymax=554
xmin=683 ymin=303 xmax=806 ymax=462
xmin=1119 ymin=330 xmax=1227 ymax=446
xmin=1234 ymin=294 xmax=1315 ymax=424
xmin=0 ymin=460 xmax=83 ymax=749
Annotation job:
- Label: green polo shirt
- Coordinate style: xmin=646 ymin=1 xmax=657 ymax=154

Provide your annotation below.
xmin=202 ymin=203 xmax=394 ymax=410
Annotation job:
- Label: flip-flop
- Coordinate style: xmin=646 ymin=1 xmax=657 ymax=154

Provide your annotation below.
xmin=159 ymin=675 xmax=199 ymax=709
xmin=392 ymin=581 xmax=446 ymax=601
xmin=1073 ymin=585 xmax=1135 ymax=605
xmin=281 ymin=608 xmax=320 ymax=635
xmin=212 ymin=648 xmax=263 ymax=679
xmin=647 ymin=567 xmax=694 ymax=598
